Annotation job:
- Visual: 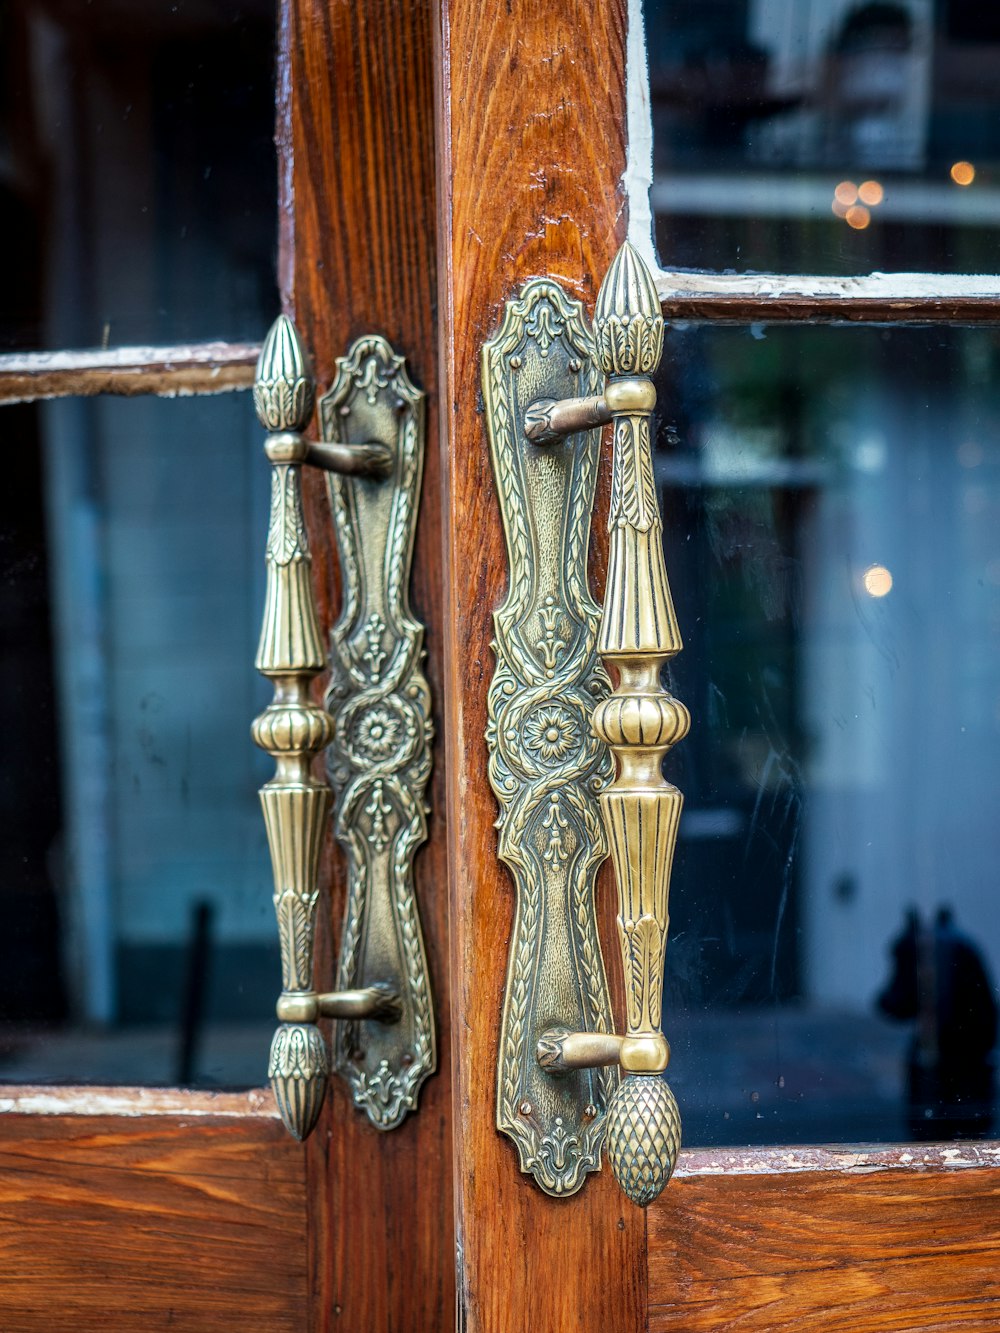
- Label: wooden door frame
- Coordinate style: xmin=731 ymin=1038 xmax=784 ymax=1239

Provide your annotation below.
xmin=1 ymin=2 xmax=999 ymax=1330
xmin=280 ymin=0 xmax=454 ymax=1326
xmin=435 ymin=2 xmax=649 ymax=1328
xmin=435 ymin=1 xmax=1000 ymax=1330
xmin=0 ymin=4 xmax=455 ymax=1330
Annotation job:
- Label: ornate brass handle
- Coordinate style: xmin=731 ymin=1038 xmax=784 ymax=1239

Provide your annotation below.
xmin=483 ymin=243 xmax=687 ymax=1205
xmin=537 ymin=243 xmax=686 ymax=1205
xmin=252 ymin=316 xmax=434 ymax=1139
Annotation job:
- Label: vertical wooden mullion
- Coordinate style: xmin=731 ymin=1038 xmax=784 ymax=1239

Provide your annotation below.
xmin=434 ymin=2 xmax=647 ymax=1330
xmin=278 ymin=3 xmax=453 ymax=1330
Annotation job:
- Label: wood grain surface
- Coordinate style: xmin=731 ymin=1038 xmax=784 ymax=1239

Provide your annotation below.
xmin=435 ymin=2 xmax=647 ymax=1331
xmin=279 ymin=3 xmax=454 ymax=1331
xmin=649 ymin=1155 xmax=1000 ymax=1331
xmin=0 ymin=1114 xmax=306 ymax=1332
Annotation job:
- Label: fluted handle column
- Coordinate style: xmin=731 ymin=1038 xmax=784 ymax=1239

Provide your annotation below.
xmin=251 ymin=316 xmax=335 ymax=1140
xmin=591 ymin=243 xmax=688 ymax=1205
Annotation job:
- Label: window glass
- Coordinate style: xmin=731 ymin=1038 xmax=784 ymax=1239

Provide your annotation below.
xmin=656 ymin=323 xmax=1000 ymax=1143
xmin=645 ymin=0 xmax=1000 ymax=275
xmin=0 ymin=391 xmax=276 ymax=1086
xmin=0 ymin=0 xmax=276 ymax=350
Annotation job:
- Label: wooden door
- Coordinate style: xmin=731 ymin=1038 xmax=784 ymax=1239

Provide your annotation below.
xmin=0 ymin=3 xmax=452 ymax=1330
xmin=434 ymin=1 xmax=1000 ymax=1330
xmin=2 ymin=2 xmax=1000 ymax=1331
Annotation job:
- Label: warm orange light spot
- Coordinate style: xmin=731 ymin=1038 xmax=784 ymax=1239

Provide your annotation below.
xmin=834 ymin=180 xmax=859 ymax=205
xmin=845 ymin=204 xmax=871 ymax=229
xmin=951 ymin=160 xmax=976 ymax=186
xmin=831 ymin=198 xmax=848 ymax=218
xmin=858 ymin=180 xmax=884 ymax=205
xmin=863 ymin=564 xmax=893 ymax=598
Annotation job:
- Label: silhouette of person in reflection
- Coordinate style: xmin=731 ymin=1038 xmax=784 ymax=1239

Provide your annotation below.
xmin=878 ymin=906 xmax=997 ymax=1140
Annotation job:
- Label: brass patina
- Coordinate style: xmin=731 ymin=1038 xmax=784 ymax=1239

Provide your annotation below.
xmin=319 ymin=336 xmax=435 ymax=1131
xmin=493 ymin=244 xmax=688 ymax=1207
xmin=483 ymin=279 xmax=617 ymax=1197
xmin=252 ymin=318 xmax=433 ymax=1139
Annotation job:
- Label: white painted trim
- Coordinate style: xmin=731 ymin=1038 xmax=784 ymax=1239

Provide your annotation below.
xmin=655 ymin=269 xmax=1000 ymax=303
xmin=0 ymin=1085 xmax=278 ymax=1118
xmin=624 ymin=0 xmax=656 ymax=269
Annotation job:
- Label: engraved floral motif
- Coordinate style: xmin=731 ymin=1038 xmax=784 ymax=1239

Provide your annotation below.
xmin=352 ymin=703 xmax=403 ymax=762
xmin=484 ymin=278 xmax=616 ymax=1197
xmin=320 ymin=336 xmax=435 ymax=1131
xmin=523 ymin=705 xmax=578 ymax=764
xmin=524 ymin=300 xmax=562 ymax=355
xmin=365 ymin=780 xmax=393 ymax=853
xmin=362 ymin=611 xmax=388 ymax=680
xmin=542 ymin=793 xmax=569 ymax=865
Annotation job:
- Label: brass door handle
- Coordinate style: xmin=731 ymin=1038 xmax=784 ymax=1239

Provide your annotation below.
xmin=539 ymin=243 xmax=685 ymax=1205
xmin=252 ymin=317 xmax=435 ymax=1140
xmin=484 ymin=244 xmax=687 ymax=1206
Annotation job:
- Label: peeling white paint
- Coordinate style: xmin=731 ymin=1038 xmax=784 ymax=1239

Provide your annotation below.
xmin=674 ymin=1141 xmax=1000 ymax=1179
xmin=0 ymin=1085 xmax=278 ymax=1118
xmin=656 ymin=269 xmax=1000 ymax=302
xmin=624 ymin=0 xmax=656 ymax=269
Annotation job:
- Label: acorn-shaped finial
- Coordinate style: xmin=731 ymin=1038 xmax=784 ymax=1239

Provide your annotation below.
xmin=253 ymin=314 xmax=316 ymax=433
xmin=606 ymin=1075 xmax=681 ymax=1206
xmin=268 ymin=1022 xmax=329 ymax=1141
xmin=593 ymin=241 xmax=664 ymax=378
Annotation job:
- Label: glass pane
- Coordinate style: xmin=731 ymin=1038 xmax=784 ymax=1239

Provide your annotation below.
xmin=656 ymin=323 xmax=1000 ymax=1143
xmin=0 ymin=1 xmax=276 ymax=350
xmin=0 ymin=392 xmax=276 ymax=1086
xmin=645 ymin=0 xmax=1000 ymax=275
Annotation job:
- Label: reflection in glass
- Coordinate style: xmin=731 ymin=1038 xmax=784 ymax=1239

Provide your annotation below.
xmin=0 ymin=1 xmax=276 ymax=350
xmin=0 ymin=393 xmax=276 ymax=1086
xmin=656 ymin=324 xmax=1000 ymax=1144
xmin=645 ymin=0 xmax=1000 ymax=274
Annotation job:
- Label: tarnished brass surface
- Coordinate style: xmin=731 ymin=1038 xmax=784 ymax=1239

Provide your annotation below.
xmin=252 ymin=315 xmax=335 ymax=1141
xmin=591 ymin=242 xmax=687 ymax=1205
xmin=483 ymin=279 xmax=616 ymax=1197
xmin=536 ymin=1029 xmax=625 ymax=1075
xmin=253 ymin=318 xmax=430 ymax=1141
xmin=319 ymin=336 xmax=436 ymax=1131
xmin=518 ymin=244 xmax=689 ymax=1207
xmin=524 ymin=393 xmax=611 ymax=443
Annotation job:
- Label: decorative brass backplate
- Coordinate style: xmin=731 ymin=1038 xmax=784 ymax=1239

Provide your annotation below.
xmin=483 ymin=280 xmax=617 ymax=1196
xmin=318 ymin=337 xmax=435 ymax=1131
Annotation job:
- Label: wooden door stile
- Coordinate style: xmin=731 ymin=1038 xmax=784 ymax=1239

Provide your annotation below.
xmin=434 ymin=2 xmax=648 ymax=1330
xmin=278 ymin=2 xmax=454 ymax=1330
